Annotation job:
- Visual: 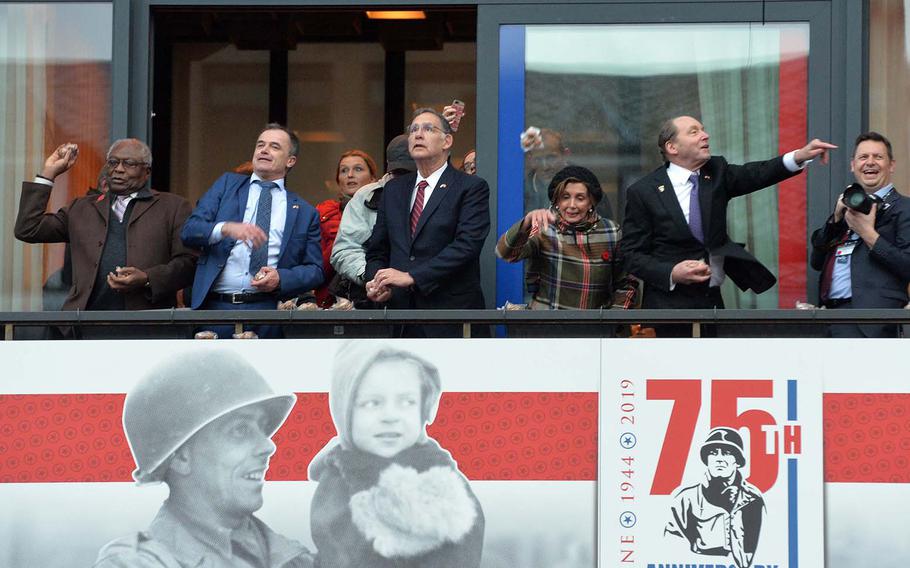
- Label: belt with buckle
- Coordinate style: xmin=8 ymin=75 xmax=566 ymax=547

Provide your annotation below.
xmin=210 ymin=292 xmax=276 ymax=305
xmin=823 ymin=297 xmax=852 ymax=309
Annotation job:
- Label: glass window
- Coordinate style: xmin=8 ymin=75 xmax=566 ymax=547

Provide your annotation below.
xmin=170 ymin=44 xmax=270 ymax=205
xmin=0 ymin=3 xmax=112 ymax=311
xmin=869 ymin=0 xmax=909 ymax=193
xmin=287 ymin=43 xmax=386 ymax=207
xmin=405 ymin=42 xmax=477 ymax=170
xmin=501 ymin=23 xmax=810 ymax=308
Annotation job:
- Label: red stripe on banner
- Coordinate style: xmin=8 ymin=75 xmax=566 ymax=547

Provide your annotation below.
xmin=823 ymin=393 xmax=910 ymax=483
xmin=776 ymin=30 xmax=809 ymax=308
xmin=4 ymin=392 xmax=906 ymax=484
xmin=0 ymin=393 xmax=598 ymax=483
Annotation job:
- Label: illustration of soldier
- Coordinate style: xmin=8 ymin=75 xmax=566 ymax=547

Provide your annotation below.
xmin=94 ymin=350 xmax=314 ymax=567
xmin=665 ymin=427 xmax=765 ymax=568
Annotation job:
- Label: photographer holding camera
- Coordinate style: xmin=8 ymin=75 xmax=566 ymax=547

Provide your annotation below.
xmin=811 ymin=132 xmax=910 ymax=337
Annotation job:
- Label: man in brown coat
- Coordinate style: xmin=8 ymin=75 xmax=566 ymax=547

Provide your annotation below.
xmin=14 ymin=140 xmax=196 ymax=312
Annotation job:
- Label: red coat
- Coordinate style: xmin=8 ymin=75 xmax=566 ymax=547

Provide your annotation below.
xmin=315 ymin=199 xmax=343 ymax=307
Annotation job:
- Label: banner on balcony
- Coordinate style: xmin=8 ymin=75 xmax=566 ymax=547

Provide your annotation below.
xmin=600 ymin=340 xmax=824 ymax=568
xmin=0 ymin=339 xmax=598 ymax=568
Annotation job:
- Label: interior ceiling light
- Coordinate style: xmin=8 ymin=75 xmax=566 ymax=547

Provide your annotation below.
xmin=365 ymin=10 xmax=426 ymax=20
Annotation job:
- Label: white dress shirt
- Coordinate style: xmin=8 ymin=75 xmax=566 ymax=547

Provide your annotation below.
xmin=409 ymin=162 xmax=448 ymax=211
xmin=209 ymin=174 xmax=287 ymax=293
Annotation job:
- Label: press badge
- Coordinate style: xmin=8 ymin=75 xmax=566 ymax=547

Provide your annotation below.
xmin=835 ymin=238 xmax=859 ymax=263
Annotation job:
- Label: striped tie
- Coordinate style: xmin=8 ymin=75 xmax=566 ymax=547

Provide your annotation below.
xmin=249 ymin=181 xmax=277 ymax=274
xmin=410 ymin=180 xmax=428 ymax=235
xmin=112 ymin=195 xmax=129 ymax=222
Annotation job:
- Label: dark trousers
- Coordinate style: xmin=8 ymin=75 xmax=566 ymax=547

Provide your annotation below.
xmin=824 ymin=299 xmax=899 ymax=338
xmin=200 ymin=296 xmax=283 ymax=339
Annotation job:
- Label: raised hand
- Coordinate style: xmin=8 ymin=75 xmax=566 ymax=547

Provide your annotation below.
xmin=40 ymin=143 xmax=79 ymax=180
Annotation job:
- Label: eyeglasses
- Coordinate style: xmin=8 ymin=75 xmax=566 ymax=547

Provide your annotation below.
xmin=106 ymin=158 xmax=148 ymax=170
xmin=407 ymin=123 xmax=446 ymax=136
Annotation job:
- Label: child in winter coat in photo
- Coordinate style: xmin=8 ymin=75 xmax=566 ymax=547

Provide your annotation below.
xmin=308 ymin=342 xmax=485 ymax=567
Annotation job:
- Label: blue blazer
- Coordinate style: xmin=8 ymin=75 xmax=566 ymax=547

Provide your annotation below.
xmin=365 ymin=165 xmax=490 ymax=310
xmin=181 ymin=173 xmax=324 ymax=308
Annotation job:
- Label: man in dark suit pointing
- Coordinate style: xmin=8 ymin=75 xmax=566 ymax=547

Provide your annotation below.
xmin=623 ymin=115 xmax=835 ymax=326
xmin=365 ymin=107 xmax=490 ymax=337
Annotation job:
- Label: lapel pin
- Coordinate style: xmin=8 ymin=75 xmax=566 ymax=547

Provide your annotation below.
xmin=292 ymin=204 xmax=299 ymax=209
xmin=439 ymin=184 xmax=447 ymax=189
xmin=704 ymin=175 xmax=711 ymax=181
xmin=658 ymin=185 xmax=665 ymax=193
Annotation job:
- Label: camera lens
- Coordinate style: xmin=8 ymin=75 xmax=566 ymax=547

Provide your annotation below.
xmin=845 ymin=191 xmax=866 ymax=208
xmin=842 ymin=183 xmax=873 ymax=214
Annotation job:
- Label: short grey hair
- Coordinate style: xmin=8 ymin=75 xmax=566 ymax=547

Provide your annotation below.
xmin=411 ymin=107 xmax=453 ymax=135
xmin=107 ymin=138 xmax=152 ymax=167
xmin=657 ymin=118 xmax=678 ymax=161
xmin=260 ymin=123 xmax=300 ymax=159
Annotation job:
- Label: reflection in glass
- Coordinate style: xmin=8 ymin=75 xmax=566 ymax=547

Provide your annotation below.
xmin=522 ymin=24 xmax=809 ymax=308
xmin=0 ymin=3 xmax=112 ymax=311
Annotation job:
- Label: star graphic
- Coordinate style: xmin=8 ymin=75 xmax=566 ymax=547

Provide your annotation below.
xmin=620 ymin=511 xmax=637 ymax=527
xmin=619 ymin=432 xmax=637 ymax=449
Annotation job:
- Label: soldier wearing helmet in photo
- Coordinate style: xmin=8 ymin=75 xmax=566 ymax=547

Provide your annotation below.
xmin=94 ymin=350 xmax=314 ymax=568
xmin=665 ymin=427 xmax=765 ymax=568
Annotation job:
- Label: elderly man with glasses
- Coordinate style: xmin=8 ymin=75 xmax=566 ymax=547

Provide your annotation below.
xmin=15 ymin=139 xmax=197 ymax=316
xmin=365 ymin=107 xmax=490 ymax=337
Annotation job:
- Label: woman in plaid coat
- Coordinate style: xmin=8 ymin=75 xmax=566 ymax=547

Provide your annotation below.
xmin=496 ymin=166 xmax=635 ymax=310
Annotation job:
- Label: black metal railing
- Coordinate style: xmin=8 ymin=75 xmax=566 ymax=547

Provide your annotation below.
xmin=2 ymin=309 xmax=910 ymax=339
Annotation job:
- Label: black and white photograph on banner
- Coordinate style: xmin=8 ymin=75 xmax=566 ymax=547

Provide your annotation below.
xmin=0 ymin=339 xmax=598 ymax=568
xmin=308 ymin=342 xmax=484 ymax=567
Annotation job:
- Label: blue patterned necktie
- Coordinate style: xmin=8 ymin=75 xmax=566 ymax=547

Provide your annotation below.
xmin=249 ymin=181 xmax=277 ymax=275
xmin=688 ymin=172 xmax=704 ymax=243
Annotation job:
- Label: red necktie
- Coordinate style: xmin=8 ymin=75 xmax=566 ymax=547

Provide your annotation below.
xmin=410 ymin=180 xmax=428 ymax=235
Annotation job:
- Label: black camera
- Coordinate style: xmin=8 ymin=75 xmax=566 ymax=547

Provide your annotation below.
xmin=842 ymin=183 xmax=883 ymax=215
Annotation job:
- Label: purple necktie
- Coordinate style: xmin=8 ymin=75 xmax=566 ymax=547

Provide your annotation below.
xmin=688 ymin=172 xmax=704 ymax=243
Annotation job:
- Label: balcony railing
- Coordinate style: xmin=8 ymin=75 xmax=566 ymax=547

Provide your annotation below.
xmin=2 ymin=309 xmax=909 ymax=339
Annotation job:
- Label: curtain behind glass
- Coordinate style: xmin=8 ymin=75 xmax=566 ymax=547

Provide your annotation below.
xmin=0 ymin=5 xmax=48 ymax=311
xmin=698 ymin=30 xmax=780 ymax=309
xmin=0 ymin=4 xmax=111 ymax=312
xmin=523 ymin=24 xmax=802 ymax=308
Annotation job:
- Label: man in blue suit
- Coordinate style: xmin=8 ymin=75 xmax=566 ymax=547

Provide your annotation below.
xmin=181 ymin=124 xmax=323 ymax=338
xmin=365 ymin=108 xmax=490 ymax=337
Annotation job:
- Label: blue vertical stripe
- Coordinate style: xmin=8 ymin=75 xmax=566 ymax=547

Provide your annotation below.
xmin=496 ymin=25 xmax=526 ymax=307
xmin=788 ymin=458 xmax=798 ymax=567
xmin=787 ymin=379 xmax=798 ymax=567
xmin=788 ymin=379 xmax=797 ymax=421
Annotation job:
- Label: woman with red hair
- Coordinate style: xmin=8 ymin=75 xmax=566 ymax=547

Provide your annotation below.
xmin=315 ymin=150 xmax=378 ymax=307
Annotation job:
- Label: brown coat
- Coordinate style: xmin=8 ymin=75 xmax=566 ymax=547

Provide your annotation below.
xmin=15 ymin=181 xmax=197 ymax=310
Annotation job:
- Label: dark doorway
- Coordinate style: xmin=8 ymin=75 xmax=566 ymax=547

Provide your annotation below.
xmin=151 ymin=6 xmax=477 ymax=206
